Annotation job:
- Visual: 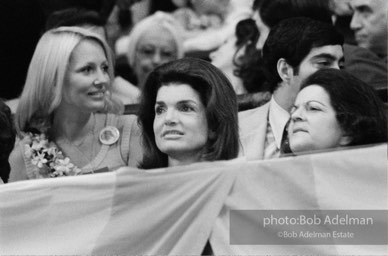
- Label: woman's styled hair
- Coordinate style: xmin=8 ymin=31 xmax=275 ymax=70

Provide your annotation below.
xmin=300 ymin=69 xmax=387 ymax=146
xmin=15 ymin=26 xmax=119 ymax=136
xmin=233 ymin=18 xmax=269 ymax=93
xmin=126 ymin=12 xmax=185 ymax=68
xmin=137 ymin=57 xmax=239 ymax=169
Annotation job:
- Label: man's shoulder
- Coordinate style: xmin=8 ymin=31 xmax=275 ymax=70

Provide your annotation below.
xmin=238 ymin=102 xmax=270 ymax=119
xmin=238 ymin=102 xmax=270 ymax=134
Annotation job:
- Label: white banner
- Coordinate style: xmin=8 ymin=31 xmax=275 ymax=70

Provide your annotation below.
xmin=0 ymin=144 xmax=386 ymax=255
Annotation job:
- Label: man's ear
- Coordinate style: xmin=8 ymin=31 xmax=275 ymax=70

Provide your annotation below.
xmin=277 ymin=58 xmax=294 ymax=84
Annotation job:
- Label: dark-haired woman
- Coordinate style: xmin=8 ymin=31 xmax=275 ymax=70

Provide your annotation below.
xmin=137 ymin=57 xmax=239 ymax=169
xmin=289 ymin=69 xmax=386 ymax=155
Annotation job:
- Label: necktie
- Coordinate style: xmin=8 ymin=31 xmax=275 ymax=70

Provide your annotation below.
xmin=280 ymin=120 xmax=291 ymax=155
xmin=263 ymin=123 xmax=279 ymax=159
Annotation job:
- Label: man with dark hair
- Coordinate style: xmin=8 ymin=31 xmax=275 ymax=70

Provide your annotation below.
xmin=251 ymin=0 xmax=387 ymax=91
xmin=238 ymin=17 xmax=344 ymax=160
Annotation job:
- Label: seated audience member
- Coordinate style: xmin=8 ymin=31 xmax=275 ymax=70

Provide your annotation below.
xmin=182 ymin=0 xmax=253 ymax=53
xmin=238 ymin=17 xmax=344 ymax=161
xmin=1 ymin=0 xmax=126 ymax=101
xmin=289 ymin=69 xmax=386 ymax=155
xmin=349 ymin=0 xmax=387 ymax=59
xmin=137 ymin=57 xmax=239 ymax=169
xmin=210 ymin=18 xmax=268 ymax=96
xmin=8 ymin=27 xmax=142 ymax=182
xmin=0 ymin=100 xmax=16 ymax=184
xmin=44 ymin=7 xmax=141 ymax=105
xmin=233 ymin=19 xmax=269 ymax=94
xmin=5 ymin=7 xmax=140 ymax=111
xmin=172 ymin=0 xmax=223 ymax=32
xmin=115 ymin=12 xmax=185 ymax=99
xmin=251 ymin=0 xmax=387 ymax=90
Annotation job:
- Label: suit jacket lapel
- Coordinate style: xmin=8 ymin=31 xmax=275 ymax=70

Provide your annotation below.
xmin=238 ymin=103 xmax=270 ymax=160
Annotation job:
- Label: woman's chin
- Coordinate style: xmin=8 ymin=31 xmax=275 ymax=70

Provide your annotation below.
xmin=290 ymin=142 xmax=313 ymax=155
xmin=84 ymin=103 xmax=106 ymax=113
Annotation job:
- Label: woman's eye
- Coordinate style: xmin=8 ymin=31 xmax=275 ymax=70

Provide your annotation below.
xmin=155 ymin=106 xmax=165 ymax=115
xmin=307 ymin=105 xmax=321 ymax=111
xmin=101 ymin=64 xmax=109 ymax=73
xmin=81 ymin=66 xmax=93 ymax=73
xmin=179 ymin=104 xmax=194 ymax=112
xmin=139 ymin=48 xmax=154 ymax=56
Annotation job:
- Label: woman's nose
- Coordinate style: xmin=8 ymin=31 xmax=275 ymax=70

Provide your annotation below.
xmin=152 ymin=52 xmax=163 ymax=65
xmin=291 ymin=107 xmax=304 ymax=122
xmin=94 ymin=69 xmax=110 ymax=87
xmin=164 ymin=109 xmax=178 ymax=125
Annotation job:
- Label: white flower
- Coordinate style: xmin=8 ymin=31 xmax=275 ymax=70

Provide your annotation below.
xmin=31 ymin=151 xmax=48 ymax=168
xmin=25 ymin=132 xmax=82 ymax=178
xmin=54 ymin=158 xmax=76 ymax=176
xmin=31 ymin=139 xmax=47 ymax=151
xmin=46 ymin=146 xmax=58 ymax=158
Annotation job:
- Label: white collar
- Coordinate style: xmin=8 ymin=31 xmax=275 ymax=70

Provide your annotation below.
xmin=268 ymin=96 xmax=290 ymax=148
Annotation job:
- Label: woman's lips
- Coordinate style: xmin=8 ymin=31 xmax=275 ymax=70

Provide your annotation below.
xmin=162 ymin=130 xmax=184 ymax=137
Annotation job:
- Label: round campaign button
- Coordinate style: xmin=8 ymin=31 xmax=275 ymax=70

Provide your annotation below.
xmin=99 ymin=126 xmax=120 ymax=145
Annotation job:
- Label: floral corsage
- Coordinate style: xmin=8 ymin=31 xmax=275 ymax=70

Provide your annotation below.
xmin=24 ymin=133 xmax=82 ymax=178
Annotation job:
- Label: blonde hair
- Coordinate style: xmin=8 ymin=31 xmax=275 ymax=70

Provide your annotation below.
xmin=126 ymin=12 xmax=185 ymax=67
xmin=15 ymin=26 xmax=120 ymax=135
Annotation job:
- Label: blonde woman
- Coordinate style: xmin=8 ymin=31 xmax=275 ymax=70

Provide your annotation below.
xmin=115 ymin=12 xmax=185 ymax=91
xmin=9 ymin=27 xmax=142 ymax=181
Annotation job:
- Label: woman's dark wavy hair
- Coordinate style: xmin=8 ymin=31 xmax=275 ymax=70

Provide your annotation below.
xmin=0 ymin=100 xmax=16 ymax=183
xmin=233 ymin=18 xmax=269 ymax=93
xmin=300 ymin=69 xmax=387 ymax=146
xmin=137 ymin=58 xmax=239 ymax=169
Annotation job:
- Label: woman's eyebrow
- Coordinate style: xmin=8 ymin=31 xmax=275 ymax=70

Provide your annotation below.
xmin=306 ymin=100 xmax=327 ymax=107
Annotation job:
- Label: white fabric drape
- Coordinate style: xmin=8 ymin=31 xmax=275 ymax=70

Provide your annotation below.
xmin=0 ymin=144 xmax=386 ymax=255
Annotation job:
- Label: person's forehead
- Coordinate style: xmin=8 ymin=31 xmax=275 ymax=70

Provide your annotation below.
xmin=157 ymin=83 xmax=201 ymax=102
xmin=297 ymin=85 xmax=330 ymax=102
xmin=304 ymin=45 xmax=343 ymax=60
xmin=350 ymin=0 xmax=380 ymax=9
xmin=71 ymin=39 xmax=106 ymax=58
xmin=137 ymin=27 xmax=177 ymax=47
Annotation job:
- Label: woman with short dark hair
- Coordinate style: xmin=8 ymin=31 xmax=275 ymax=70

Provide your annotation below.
xmin=137 ymin=57 xmax=239 ymax=169
xmin=289 ymin=69 xmax=386 ymax=155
